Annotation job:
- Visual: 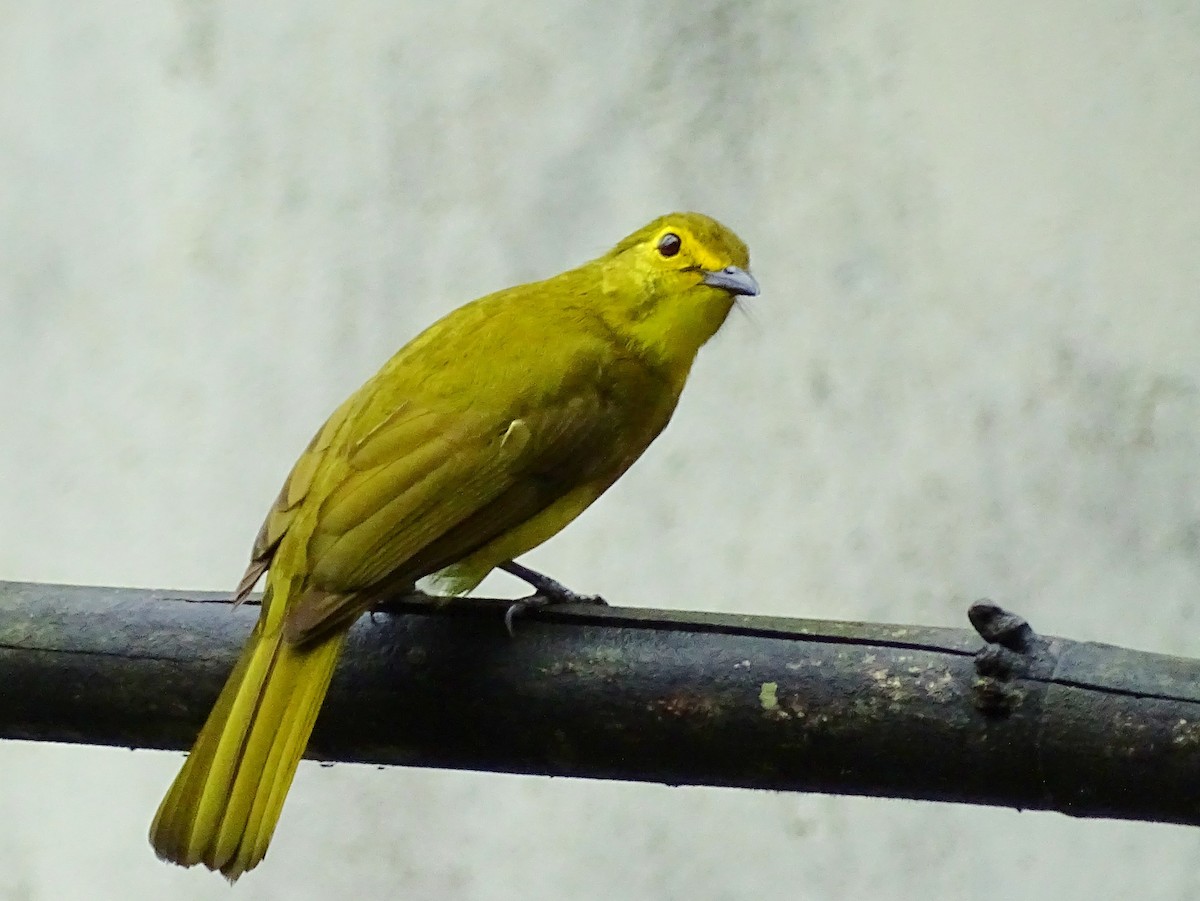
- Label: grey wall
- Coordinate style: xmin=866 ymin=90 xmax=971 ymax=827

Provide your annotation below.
xmin=3 ymin=3 xmax=1199 ymax=899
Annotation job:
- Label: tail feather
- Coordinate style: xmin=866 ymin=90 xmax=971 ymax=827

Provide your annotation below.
xmin=149 ymin=606 xmax=346 ymax=880
xmin=244 ymin=646 xmax=339 ymax=864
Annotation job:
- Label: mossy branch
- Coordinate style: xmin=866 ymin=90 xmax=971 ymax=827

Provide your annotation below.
xmin=1 ymin=580 xmax=1198 ymax=827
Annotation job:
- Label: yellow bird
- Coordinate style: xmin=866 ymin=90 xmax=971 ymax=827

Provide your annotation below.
xmin=149 ymin=211 xmax=758 ymax=879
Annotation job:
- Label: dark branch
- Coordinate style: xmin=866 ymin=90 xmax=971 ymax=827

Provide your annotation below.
xmin=2 ymin=580 xmax=1199 ymax=827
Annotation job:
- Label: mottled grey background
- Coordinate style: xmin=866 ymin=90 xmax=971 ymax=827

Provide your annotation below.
xmin=3 ymin=3 xmax=1200 ymax=899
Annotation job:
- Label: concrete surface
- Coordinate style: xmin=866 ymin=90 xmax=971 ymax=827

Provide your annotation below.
xmin=2 ymin=2 xmax=1199 ymax=899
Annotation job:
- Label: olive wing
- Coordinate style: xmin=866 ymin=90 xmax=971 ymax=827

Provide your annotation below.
xmin=285 ymin=392 xmax=624 ymax=641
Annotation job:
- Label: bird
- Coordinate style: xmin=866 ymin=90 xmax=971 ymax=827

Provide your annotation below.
xmin=149 ymin=211 xmax=759 ymax=879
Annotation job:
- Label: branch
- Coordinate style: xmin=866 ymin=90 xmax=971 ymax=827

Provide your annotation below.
xmin=1 ymin=580 xmax=1198 ymax=827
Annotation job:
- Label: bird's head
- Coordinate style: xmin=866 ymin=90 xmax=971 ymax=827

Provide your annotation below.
xmin=597 ymin=211 xmax=758 ymax=372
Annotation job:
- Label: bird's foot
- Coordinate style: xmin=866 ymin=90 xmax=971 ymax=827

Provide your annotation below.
xmin=500 ymin=561 xmax=607 ymax=636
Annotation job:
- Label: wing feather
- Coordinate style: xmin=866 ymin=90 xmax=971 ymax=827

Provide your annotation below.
xmin=234 ymin=392 xmax=361 ymax=602
xmin=284 ymin=391 xmax=624 ymax=641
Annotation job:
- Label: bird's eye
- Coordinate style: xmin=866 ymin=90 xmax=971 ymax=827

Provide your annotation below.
xmin=657 ymin=233 xmax=682 ymax=258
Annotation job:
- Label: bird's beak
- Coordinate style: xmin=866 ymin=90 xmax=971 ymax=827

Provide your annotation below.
xmin=702 ymin=265 xmax=759 ymax=297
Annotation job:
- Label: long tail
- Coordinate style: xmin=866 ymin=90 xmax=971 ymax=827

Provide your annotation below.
xmin=149 ymin=594 xmax=346 ymax=881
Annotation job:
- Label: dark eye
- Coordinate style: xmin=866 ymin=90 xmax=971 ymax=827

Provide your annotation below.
xmin=657 ymin=233 xmax=681 ymax=258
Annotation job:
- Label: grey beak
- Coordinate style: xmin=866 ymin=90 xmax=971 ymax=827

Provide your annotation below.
xmin=702 ymin=265 xmax=760 ymax=297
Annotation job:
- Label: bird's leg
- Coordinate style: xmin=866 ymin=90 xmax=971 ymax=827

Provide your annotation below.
xmin=500 ymin=560 xmax=607 ymax=636
xmin=501 ymin=561 xmax=599 ymax=603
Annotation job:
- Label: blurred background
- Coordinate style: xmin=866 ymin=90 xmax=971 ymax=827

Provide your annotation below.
xmin=2 ymin=3 xmax=1199 ymax=899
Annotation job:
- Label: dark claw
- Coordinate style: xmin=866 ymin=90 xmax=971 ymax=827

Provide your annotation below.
xmin=369 ymin=588 xmax=435 ymax=614
xmin=503 ymin=591 xmax=607 ymax=636
xmin=504 ymin=595 xmax=546 ymax=637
